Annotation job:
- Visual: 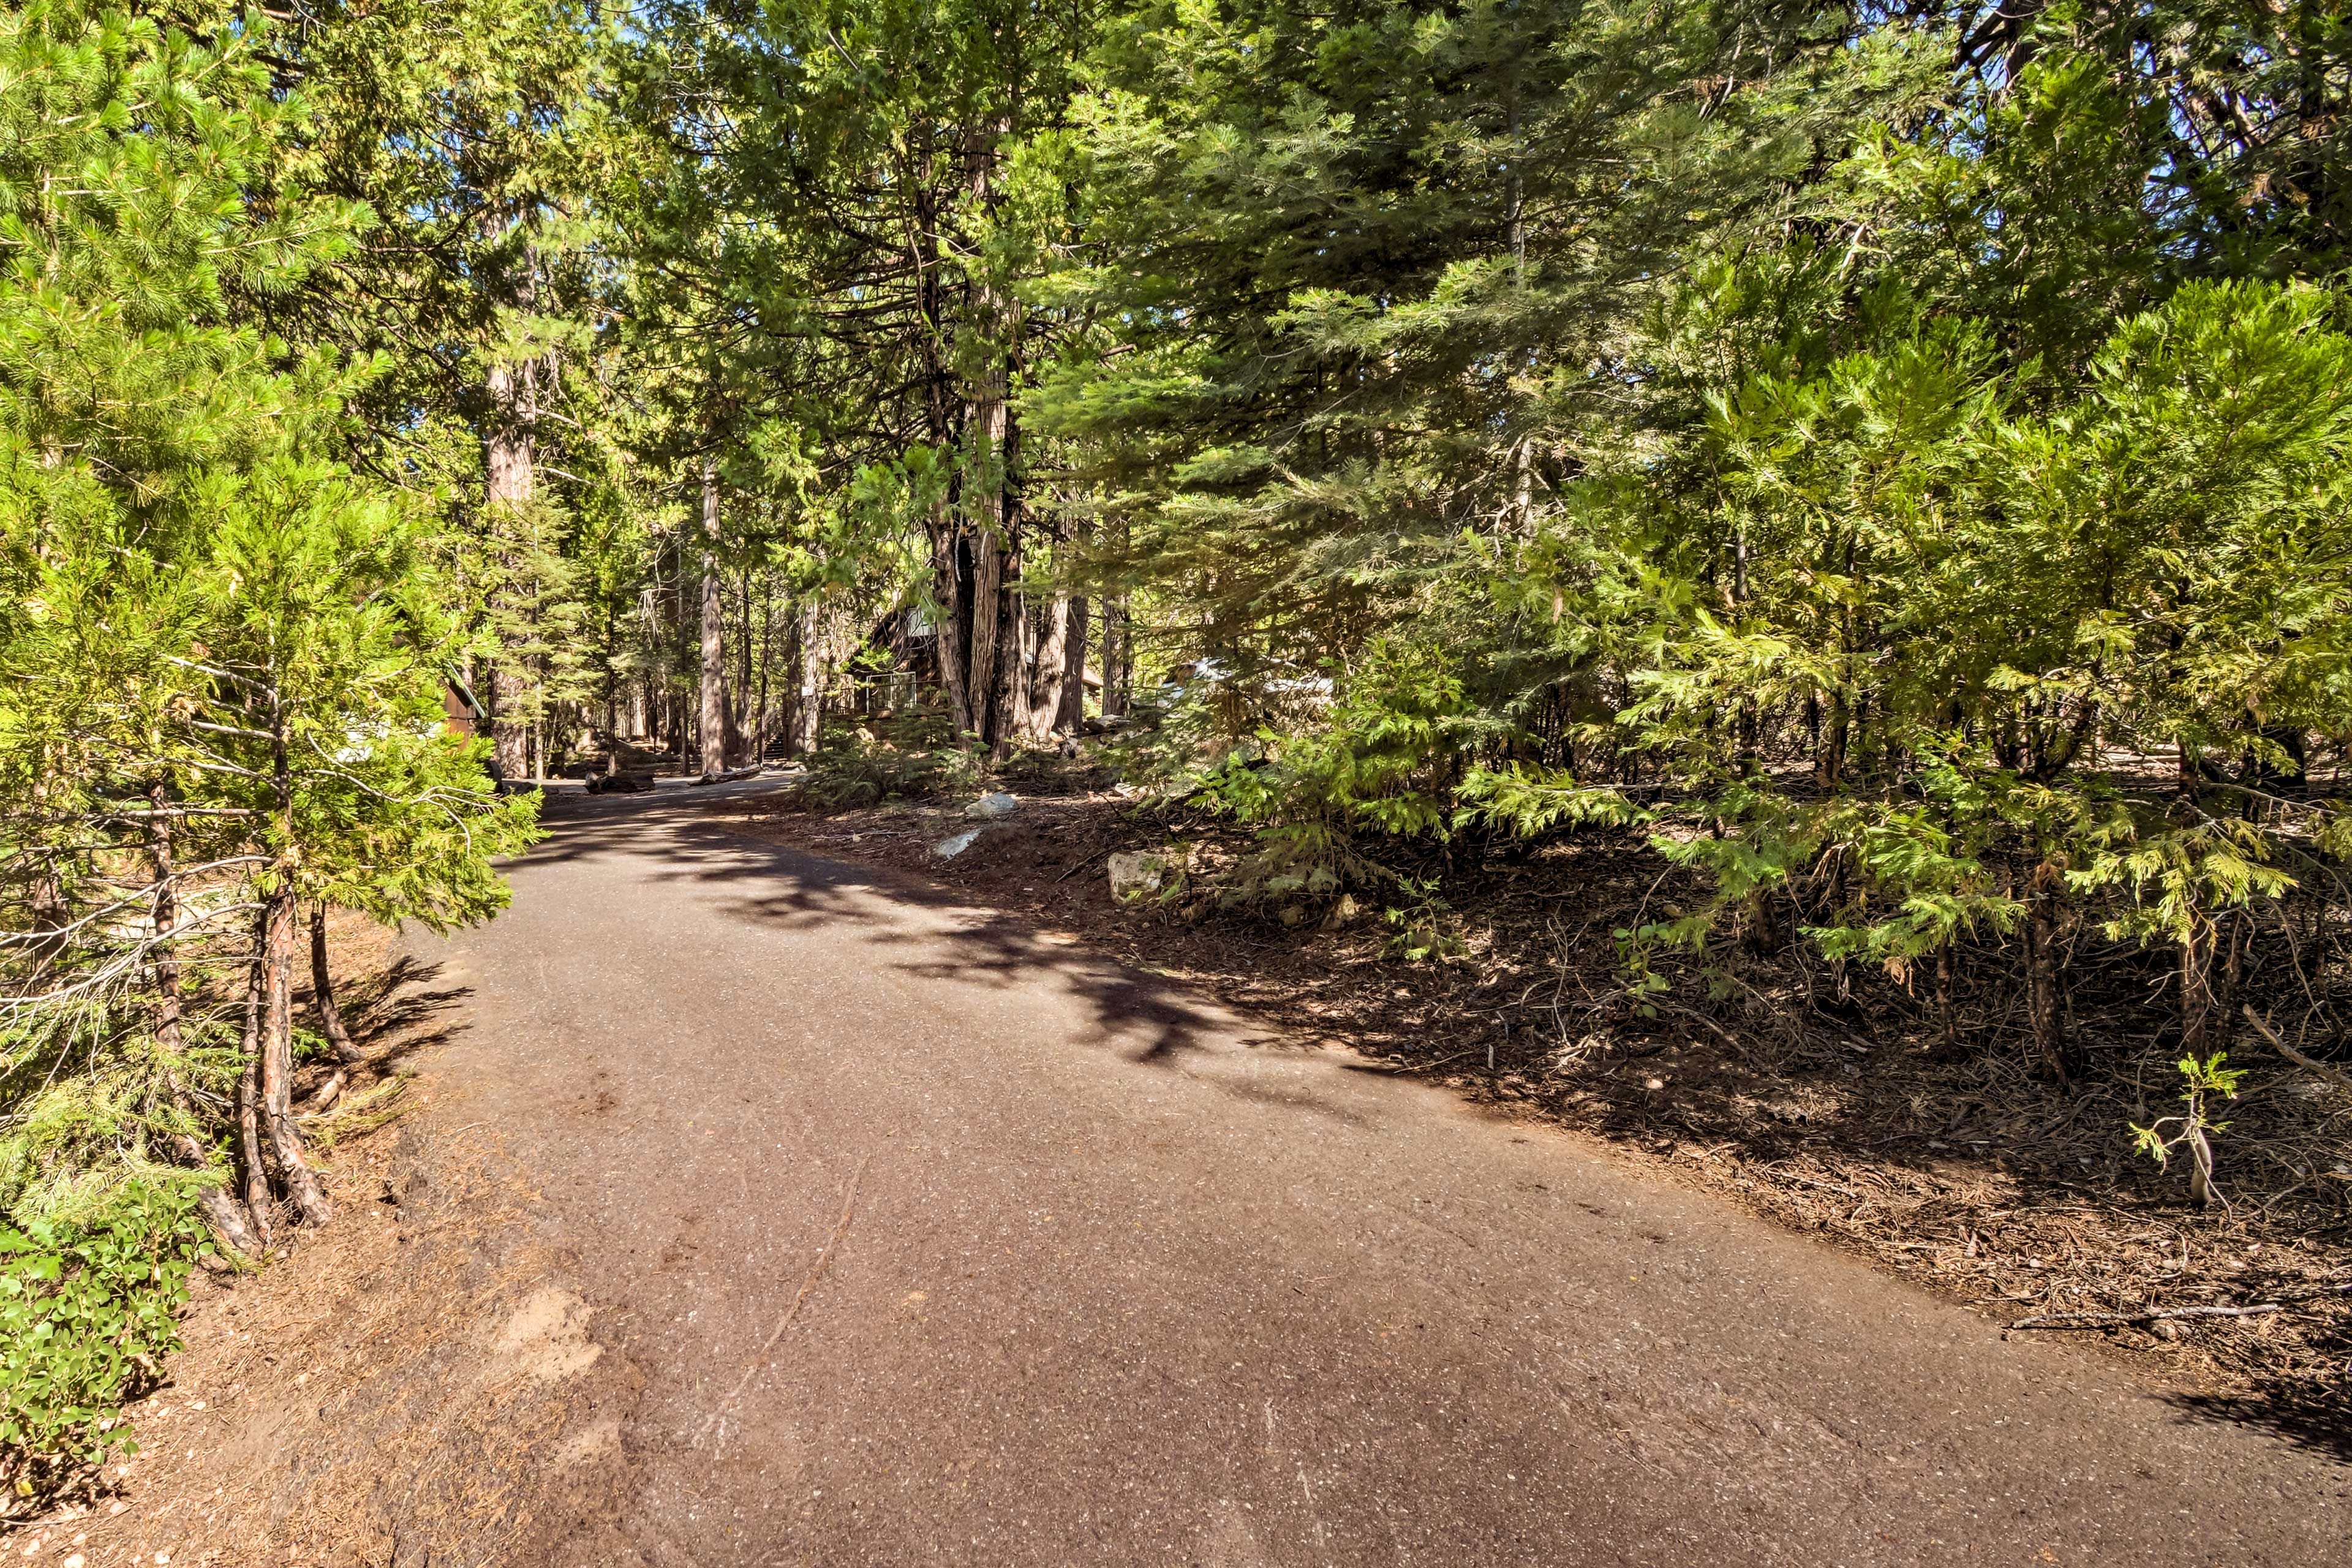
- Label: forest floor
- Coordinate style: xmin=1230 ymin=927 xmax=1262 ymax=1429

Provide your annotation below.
xmin=701 ymin=768 xmax=2352 ymax=1455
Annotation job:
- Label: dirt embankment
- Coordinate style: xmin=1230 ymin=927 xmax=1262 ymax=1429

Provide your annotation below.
xmin=705 ymin=780 xmax=2352 ymax=1456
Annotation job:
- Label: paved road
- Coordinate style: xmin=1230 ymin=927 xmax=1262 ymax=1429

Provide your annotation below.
xmin=411 ymin=785 xmax=2348 ymax=1566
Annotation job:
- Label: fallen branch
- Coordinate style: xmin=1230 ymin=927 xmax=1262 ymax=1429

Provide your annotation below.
xmin=2241 ymin=1006 xmax=2352 ymax=1096
xmin=1053 ymin=840 xmax=1117 ymax=884
xmin=2008 ymin=1302 xmax=2282 ymax=1332
xmin=300 ymin=1069 xmax=347 ymax=1115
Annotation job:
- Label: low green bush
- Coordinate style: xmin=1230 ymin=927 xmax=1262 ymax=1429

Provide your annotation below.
xmin=794 ymin=710 xmax=982 ymax=809
xmin=1 ymin=1185 xmax=207 ymax=1512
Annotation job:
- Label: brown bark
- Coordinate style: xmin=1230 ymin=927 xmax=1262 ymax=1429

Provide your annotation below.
xmin=793 ymin=597 xmax=824 ymax=756
xmin=756 ymin=575 xmax=774 ymax=761
xmin=990 ymin=578 xmax=1025 ymax=762
xmin=2024 ymin=861 xmax=2073 ymax=1081
xmin=151 ymin=791 xmax=262 ymax=1255
xmin=934 ymin=533 xmax=974 ymax=735
xmin=2179 ymin=913 xmax=2215 ymax=1060
xmin=485 ymin=350 xmax=536 ymax=782
xmin=1028 ymin=593 xmax=1071 ymax=742
xmin=1815 ymin=694 xmax=1849 ymax=790
xmin=960 ymin=115 xmax=1025 ymax=752
xmin=149 ymin=794 xmax=183 ymax=1060
xmin=310 ymin=905 xmax=364 ymax=1066
xmin=1101 ymin=597 xmax=1131 ymax=718
xmin=235 ymin=944 xmax=271 ymax=1243
xmin=967 ymin=521 xmax=1004 ymax=743
xmin=190 ymin=1167 xmax=266 ymax=1257
xmin=737 ymin=567 xmax=755 ymax=750
xmin=260 ymin=888 xmax=332 ymax=1226
xmin=1057 ymin=597 xmax=1089 ymax=732
xmin=700 ymin=454 xmax=730 ymax=778
xmin=1024 ymin=505 xmax=1079 ymax=741
xmin=905 ymin=141 xmax=973 ymax=738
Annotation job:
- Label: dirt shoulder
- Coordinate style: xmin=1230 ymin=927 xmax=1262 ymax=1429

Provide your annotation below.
xmin=4 ymin=920 xmax=641 ymax=1568
xmin=701 ymin=781 xmax=2352 ymax=1457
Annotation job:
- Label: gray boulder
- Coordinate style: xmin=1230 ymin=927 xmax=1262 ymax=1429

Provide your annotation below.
xmin=1108 ymin=851 xmax=1169 ymax=902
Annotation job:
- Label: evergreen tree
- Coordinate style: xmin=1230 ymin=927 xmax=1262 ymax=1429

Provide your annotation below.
xmin=271 ymin=0 xmax=625 ymax=778
xmin=0 ymin=1 xmax=533 ymax=1267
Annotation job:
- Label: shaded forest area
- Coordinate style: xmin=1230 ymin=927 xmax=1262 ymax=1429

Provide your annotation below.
xmin=6 ymin=0 xmax=2352 ymax=1511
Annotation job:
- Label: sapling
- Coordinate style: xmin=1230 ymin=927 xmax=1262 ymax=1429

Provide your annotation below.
xmin=2131 ymin=1053 xmax=2247 ymax=1209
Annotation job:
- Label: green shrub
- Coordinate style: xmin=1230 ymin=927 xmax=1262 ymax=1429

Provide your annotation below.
xmin=0 ymin=1185 xmax=207 ymax=1512
xmin=794 ymin=710 xmax=982 ymax=809
xmin=1183 ymin=640 xmax=1471 ymax=888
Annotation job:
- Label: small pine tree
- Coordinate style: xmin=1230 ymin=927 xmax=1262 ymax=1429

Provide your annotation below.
xmin=0 ymin=2 xmax=535 ymax=1271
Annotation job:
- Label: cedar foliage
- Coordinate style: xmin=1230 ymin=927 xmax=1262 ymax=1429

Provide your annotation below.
xmin=1023 ymin=1 xmax=2352 ymax=1104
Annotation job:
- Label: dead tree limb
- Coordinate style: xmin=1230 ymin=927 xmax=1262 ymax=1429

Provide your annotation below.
xmin=2242 ymin=1005 xmax=2352 ymax=1096
xmin=2010 ymin=1303 xmax=2282 ymax=1331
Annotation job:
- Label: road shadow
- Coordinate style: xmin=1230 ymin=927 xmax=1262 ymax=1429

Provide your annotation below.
xmin=521 ymin=791 xmax=1371 ymax=1125
xmin=2163 ymin=1383 xmax=2352 ymax=1466
xmin=344 ymin=951 xmax=473 ymax=1065
xmin=522 ymin=784 xmax=2352 ymax=1461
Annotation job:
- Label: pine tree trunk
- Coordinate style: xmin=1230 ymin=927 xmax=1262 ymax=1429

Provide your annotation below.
xmin=699 ymin=455 xmax=729 ymax=778
xmin=2180 ymin=913 xmax=2215 ymax=1060
xmin=259 ymin=674 xmax=330 ymax=1227
xmin=960 ymin=115 xmax=1024 ymax=752
xmin=236 ymin=942 xmax=271 ymax=1243
xmin=1028 ymin=590 xmax=1071 ymax=741
xmin=152 ymin=793 xmax=261 ymax=1254
xmin=259 ymin=888 xmax=332 ymax=1226
xmin=1058 ymin=597 xmax=1089 ymax=732
xmin=756 ymin=575 xmax=774 ymax=761
xmin=794 ymin=597 xmax=824 ymax=755
xmin=737 ymin=567 xmax=754 ymax=745
xmin=186 ymin=1144 xmax=263 ymax=1257
xmin=1815 ymin=693 xmax=1849 ymax=790
xmin=967 ymin=524 xmax=1003 ymax=743
xmin=1101 ymin=597 xmax=1130 ymax=718
xmin=934 ymin=532 xmax=974 ymax=734
xmin=148 ymin=798 xmax=184 ymax=1061
xmin=1025 ymin=505 xmax=1080 ymax=739
xmin=905 ymin=153 xmax=974 ymax=738
xmin=310 ymin=905 xmax=364 ymax=1066
xmin=991 ymin=579 xmax=1025 ymax=761
xmin=485 ymin=352 xmax=535 ymax=782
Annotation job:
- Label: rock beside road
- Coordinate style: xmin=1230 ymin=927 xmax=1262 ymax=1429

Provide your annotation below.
xmin=585 ymin=770 xmax=655 ymax=794
xmin=933 ymin=827 xmax=987 ymax=859
xmin=1107 ymin=850 xmax=1169 ymax=901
